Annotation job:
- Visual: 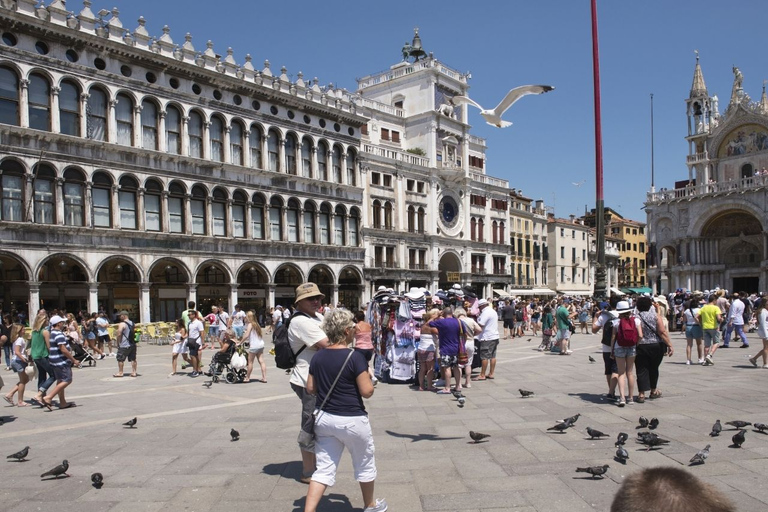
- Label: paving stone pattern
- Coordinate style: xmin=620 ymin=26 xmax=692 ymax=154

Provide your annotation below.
xmin=0 ymin=327 xmax=766 ymax=511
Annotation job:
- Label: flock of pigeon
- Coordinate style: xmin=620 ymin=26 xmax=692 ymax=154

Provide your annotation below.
xmin=5 ymin=415 xmax=244 ymax=486
xmin=459 ymin=388 xmax=768 ymax=480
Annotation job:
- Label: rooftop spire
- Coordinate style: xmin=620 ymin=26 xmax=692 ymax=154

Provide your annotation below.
xmin=689 ymin=50 xmax=707 ymax=98
xmin=760 ymin=80 xmax=768 ymax=115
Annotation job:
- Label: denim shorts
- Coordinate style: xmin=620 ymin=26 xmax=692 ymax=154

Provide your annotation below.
xmin=10 ymin=359 xmax=27 ymax=373
xmin=685 ymin=325 xmax=704 ymax=339
xmin=613 ymin=345 xmax=637 ymax=358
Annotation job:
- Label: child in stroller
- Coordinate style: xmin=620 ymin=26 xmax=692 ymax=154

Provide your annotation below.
xmin=69 ymin=336 xmax=97 ymax=367
xmin=206 ymin=329 xmax=246 ymax=384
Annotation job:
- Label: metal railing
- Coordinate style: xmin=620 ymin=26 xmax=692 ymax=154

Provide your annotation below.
xmin=646 ymin=174 xmax=768 ymax=203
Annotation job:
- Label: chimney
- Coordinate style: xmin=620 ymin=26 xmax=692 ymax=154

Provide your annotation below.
xmin=569 ymin=214 xmax=575 ymax=223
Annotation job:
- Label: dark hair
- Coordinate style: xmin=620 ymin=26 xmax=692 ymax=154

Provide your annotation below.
xmin=543 ymin=306 xmax=551 ymax=314
xmin=636 ymin=296 xmax=653 ymax=312
xmin=187 ymin=301 xmax=195 ymax=309
xmin=608 ymin=294 xmax=622 ymax=309
xmin=176 ymin=318 xmax=185 ymax=330
xmin=708 ymin=294 xmax=718 ymax=303
xmin=354 ymin=310 xmax=366 ymax=323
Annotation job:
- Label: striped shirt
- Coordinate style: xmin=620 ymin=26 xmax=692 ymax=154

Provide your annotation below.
xmin=48 ymin=329 xmax=70 ymax=367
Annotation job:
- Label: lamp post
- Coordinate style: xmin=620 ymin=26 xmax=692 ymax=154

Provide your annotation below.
xmin=591 ymin=0 xmax=607 ymax=299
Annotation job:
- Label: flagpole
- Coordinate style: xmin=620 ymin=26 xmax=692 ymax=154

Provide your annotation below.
xmin=591 ymin=0 xmax=606 ymax=299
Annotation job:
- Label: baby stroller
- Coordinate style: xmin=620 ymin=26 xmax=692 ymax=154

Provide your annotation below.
xmin=207 ymin=342 xmax=246 ymax=384
xmin=71 ymin=341 xmax=97 ymax=367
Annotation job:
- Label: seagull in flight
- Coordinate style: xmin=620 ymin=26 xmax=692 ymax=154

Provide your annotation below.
xmin=572 ymin=180 xmax=586 ymax=187
xmin=453 ymin=85 xmax=555 ymax=128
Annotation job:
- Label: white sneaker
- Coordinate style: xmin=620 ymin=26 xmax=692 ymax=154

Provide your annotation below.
xmin=685 ymin=360 xmax=691 ymax=365
xmin=698 ymin=358 xmax=705 ymax=364
xmin=363 ymin=498 xmax=388 ymax=512
xmin=762 ymin=365 xmax=768 ymax=369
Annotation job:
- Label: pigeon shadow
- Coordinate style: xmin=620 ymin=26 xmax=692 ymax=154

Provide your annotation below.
xmin=467 ymin=440 xmax=490 ymax=444
xmin=613 ymin=457 xmax=627 ymax=465
xmin=568 ymin=392 xmax=611 ymax=405
xmin=41 ymin=475 xmax=70 ymax=481
xmin=572 ymin=475 xmax=606 ymax=480
xmin=292 ymin=493 xmax=353 ymax=512
xmin=0 ymin=415 xmax=17 ymax=424
xmin=728 ymin=444 xmax=743 ymax=449
xmin=384 ymin=430 xmax=463 ymax=442
xmin=752 ymin=430 xmax=768 ymax=435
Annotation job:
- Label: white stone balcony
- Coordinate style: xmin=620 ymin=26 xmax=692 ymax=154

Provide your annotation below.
xmin=358 ymin=97 xmax=404 ymax=117
xmin=686 ymin=151 xmax=708 ymax=164
xmin=362 ymin=144 xmax=429 ymax=167
xmin=469 ymin=135 xmax=486 ymax=147
xmin=356 ymin=58 xmax=468 ymax=90
xmin=646 ymin=174 xmax=768 ymax=204
xmin=470 ymin=171 xmax=508 ymax=189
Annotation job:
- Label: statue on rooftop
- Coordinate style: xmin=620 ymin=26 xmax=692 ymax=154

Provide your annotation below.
xmin=401 ymin=41 xmax=413 ymax=62
xmin=400 ymin=28 xmax=427 ymax=63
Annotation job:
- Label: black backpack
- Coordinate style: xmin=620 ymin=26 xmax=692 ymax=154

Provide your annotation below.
xmin=515 ymin=309 xmax=524 ymax=322
xmin=274 ymin=311 xmax=310 ymax=370
xmin=601 ymin=313 xmax=613 ymax=347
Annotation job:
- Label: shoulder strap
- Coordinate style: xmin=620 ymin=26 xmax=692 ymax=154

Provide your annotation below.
xmin=639 ymin=313 xmax=658 ymax=338
xmin=317 ymin=349 xmax=354 ymax=412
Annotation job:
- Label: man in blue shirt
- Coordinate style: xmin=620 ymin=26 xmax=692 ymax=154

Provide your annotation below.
xmin=42 ymin=315 xmax=79 ymax=410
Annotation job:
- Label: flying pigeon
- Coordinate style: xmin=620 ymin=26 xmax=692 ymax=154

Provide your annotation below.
xmin=91 ymin=472 xmax=103 ymax=488
xmin=649 ymin=418 xmax=660 ymax=430
xmin=754 ymin=422 xmax=768 ymax=433
xmin=469 ymin=431 xmax=491 ymax=443
xmin=732 ymin=429 xmax=746 ymax=448
xmin=575 ymin=465 xmax=609 ymax=479
xmin=726 ymin=420 xmax=752 ymax=429
xmin=41 ymin=460 xmax=69 ymax=479
xmin=588 ymin=355 xmax=596 ymax=363
xmin=586 ymin=427 xmax=608 ymax=439
xmin=7 ymin=446 xmax=29 ymax=462
xmin=519 ymin=389 xmax=535 ymax=398
xmin=690 ymin=444 xmax=710 ymax=465
xmin=616 ymin=432 xmax=628 ymax=446
xmin=615 ymin=445 xmax=629 ymax=464
xmin=638 ymin=416 xmax=649 ymax=429
xmin=452 ymin=85 xmax=555 ymax=128
xmin=123 ymin=417 xmax=137 ymax=428
xmin=710 ymin=420 xmax=722 ymax=437
xmin=556 ymin=413 xmax=581 ymax=425
xmin=230 ymin=428 xmax=240 ymax=441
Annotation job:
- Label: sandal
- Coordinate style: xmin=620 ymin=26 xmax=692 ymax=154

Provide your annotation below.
xmin=41 ymin=398 xmax=53 ymax=411
xmin=649 ymin=391 xmax=662 ymax=399
xmin=130 ymin=373 xmax=137 ymax=378
xmin=636 ymin=396 xmax=645 ymax=403
xmin=3 ymin=396 xmax=13 ymax=405
xmin=16 ymin=402 xmax=30 ymax=407
xmin=59 ymin=403 xmax=77 ymax=409
xmin=436 ymin=389 xmax=452 ymax=394
xmin=243 ymin=378 xmax=251 ymax=383
xmin=112 ymin=374 xmax=124 ymax=378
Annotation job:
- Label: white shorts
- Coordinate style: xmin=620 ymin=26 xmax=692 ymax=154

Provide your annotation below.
xmin=312 ymin=411 xmax=377 ymax=487
xmin=462 ymin=340 xmax=475 ymax=368
xmin=172 ymin=340 xmax=189 ymax=355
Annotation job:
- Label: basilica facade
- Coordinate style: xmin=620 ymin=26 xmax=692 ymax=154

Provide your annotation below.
xmin=646 ymin=56 xmax=768 ymax=294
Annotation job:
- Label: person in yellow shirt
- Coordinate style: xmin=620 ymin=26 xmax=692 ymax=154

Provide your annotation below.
xmin=697 ymin=295 xmax=723 ymax=366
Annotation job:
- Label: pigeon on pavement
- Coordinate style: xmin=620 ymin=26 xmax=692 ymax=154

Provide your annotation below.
xmin=726 ymin=420 xmax=752 ymax=429
xmin=41 ymin=460 xmax=69 ymax=479
xmin=230 ymin=428 xmax=240 ymax=441
xmin=689 ymin=444 xmax=710 ymax=465
xmin=615 ymin=445 xmax=629 ymax=464
xmin=457 ymin=396 xmax=466 ymax=407
xmin=732 ymin=429 xmax=746 ymax=448
xmin=754 ymin=422 xmax=768 ymax=433
xmin=519 ymin=389 xmax=534 ymax=398
xmin=6 ymin=446 xmax=29 ymax=461
xmin=547 ymin=422 xmax=571 ymax=433
xmin=451 ymin=390 xmax=465 ymax=399
xmin=586 ymin=427 xmax=608 ymax=439
xmin=588 ymin=356 xmax=596 ymax=363
xmin=616 ymin=432 xmax=628 ymax=446
xmin=123 ymin=417 xmax=137 ymax=428
xmin=91 ymin=472 xmax=103 ymax=488
xmin=202 ymin=381 xmax=212 ymax=388
xmin=575 ymin=465 xmax=609 ymax=479
xmin=638 ymin=416 xmax=649 ymax=429
xmin=649 ymin=418 xmax=660 ymax=430
xmin=556 ymin=413 xmax=581 ymax=425
xmin=710 ymin=420 xmax=722 ymax=437
xmin=638 ymin=434 xmax=670 ymax=451
xmin=469 ymin=431 xmax=491 ymax=443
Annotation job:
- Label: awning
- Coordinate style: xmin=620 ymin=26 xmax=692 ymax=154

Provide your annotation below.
xmin=532 ymin=288 xmax=556 ymax=296
xmin=622 ymin=287 xmax=653 ymax=295
xmin=493 ymin=289 xmax=511 ymax=298
xmin=609 ymin=287 xmax=625 ymax=296
xmin=507 ymin=289 xmax=534 ymax=296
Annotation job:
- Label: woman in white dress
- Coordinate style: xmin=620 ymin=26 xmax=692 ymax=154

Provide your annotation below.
xmin=749 ymin=297 xmax=768 ymax=368
xmin=243 ymin=311 xmax=266 ymax=383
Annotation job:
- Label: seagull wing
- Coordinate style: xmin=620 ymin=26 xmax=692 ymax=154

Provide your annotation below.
xmin=452 ymin=95 xmax=484 ymax=111
xmin=492 ymin=85 xmax=555 ymax=116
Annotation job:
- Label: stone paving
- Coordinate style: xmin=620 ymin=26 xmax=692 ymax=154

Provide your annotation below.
xmin=1 ymin=327 xmax=767 ymax=511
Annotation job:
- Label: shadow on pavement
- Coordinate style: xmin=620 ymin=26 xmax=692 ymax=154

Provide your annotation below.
xmin=263 ymin=460 xmax=305 ymax=482
xmin=292 ymin=493 xmax=354 ymax=512
xmin=385 ymin=430 xmax=464 ymax=442
xmin=568 ymin=392 xmax=612 ymax=405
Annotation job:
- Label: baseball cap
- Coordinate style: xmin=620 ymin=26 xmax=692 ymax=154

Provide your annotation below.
xmin=477 ymin=299 xmax=489 ymax=307
xmin=49 ymin=315 xmax=66 ymax=326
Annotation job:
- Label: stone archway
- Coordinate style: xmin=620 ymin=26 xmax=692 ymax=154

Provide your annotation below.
xmin=274 ymin=264 xmax=303 ymax=308
xmin=96 ymin=257 xmax=141 ymax=318
xmin=701 ymin=210 xmax=763 ymax=292
xmin=148 ymin=258 xmax=190 ymax=322
xmin=308 ymin=265 xmax=335 ymax=306
xmin=338 ymin=266 xmax=362 ymax=311
xmin=0 ymin=252 xmax=30 ymax=313
xmin=438 ymin=251 xmax=462 ymax=290
xmin=37 ymin=254 xmax=90 ymax=313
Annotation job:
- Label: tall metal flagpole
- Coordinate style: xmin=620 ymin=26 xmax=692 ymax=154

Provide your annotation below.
xmin=591 ymin=0 xmax=606 ymax=299
xmin=650 ymin=93 xmax=655 ymax=192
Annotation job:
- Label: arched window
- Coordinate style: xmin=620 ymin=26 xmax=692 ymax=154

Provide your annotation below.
xmin=249 ymin=125 xmax=262 ymax=169
xmin=499 ymin=221 xmax=505 ymax=243
xmin=301 ymin=137 xmax=312 ymax=178
xmin=63 ymin=168 xmax=85 ymax=226
xmin=251 ymin=193 xmax=265 ymax=239
xmin=285 ymin=134 xmax=297 ymax=175
xmin=741 ymin=163 xmax=754 ymax=179
xmin=334 ymin=205 xmax=345 ymax=245
xmin=144 ymin=179 xmax=162 ymax=231
xmin=477 ymin=218 xmax=484 ymax=242
xmin=141 ymin=99 xmax=158 ymax=150
xmin=0 ymin=160 xmax=24 ymax=221
xmin=417 ymin=207 xmax=425 ymax=234
xmin=303 ymin=201 xmax=316 ymax=243
xmin=348 ymin=207 xmax=360 ymax=246
xmin=332 ymin=145 xmax=342 ymax=183
xmin=210 ymin=116 xmax=224 ymax=162
xmin=188 ymin=111 xmax=203 ymax=158
xmin=168 ymin=182 xmax=185 ymax=233
xmin=0 ymin=67 xmax=19 ymax=126
xmin=267 ymin=130 xmax=279 ymax=171
xmin=212 ymin=188 xmax=227 ymax=236
xmin=346 ymin=151 xmax=356 ymax=186
xmin=317 ymin=141 xmax=328 ymax=180
xmin=384 ymin=201 xmax=393 ymax=230
xmin=319 ymin=203 xmax=331 ymax=244
xmin=119 ymin=175 xmax=138 ymax=229
xmin=470 ymin=217 xmax=477 ymax=241
xmin=28 ymin=73 xmax=51 ymax=131
xmin=115 ymin=93 xmax=134 ymax=146
xmin=191 ymin=185 xmax=207 ymax=235
xmin=33 ymin=164 xmax=55 ymax=224
xmin=91 ymin=171 xmax=112 ymax=227
xmin=230 ymin=121 xmax=243 ymax=165
xmin=492 ymin=220 xmax=498 ymax=244
xmin=232 ymin=190 xmax=246 ymax=238
xmin=59 ymin=80 xmax=80 ymax=136
xmin=86 ymin=87 xmax=107 ymax=141
xmin=269 ymin=196 xmax=283 ymax=240
xmin=287 ymin=198 xmax=299 ymax=242
xmin=372 ymin=200 xmax=381 ymax=229
xmin=407 ymin=205 xmax=415 ymax=232
xmin=165 ymin=105 xmax=181 ymax=154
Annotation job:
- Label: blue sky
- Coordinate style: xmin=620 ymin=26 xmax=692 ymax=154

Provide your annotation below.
xmin=108 ymin=0 xmax=766 ymax=221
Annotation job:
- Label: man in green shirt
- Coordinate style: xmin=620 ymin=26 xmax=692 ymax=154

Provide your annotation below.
xmin=697 ymin=294 xmax=723 ymax=366
xmin=555 ymin=300 xmax=575 ymax=355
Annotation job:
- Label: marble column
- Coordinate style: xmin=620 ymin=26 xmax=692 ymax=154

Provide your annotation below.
xmin=51 ymin=86 xmax=61 ymax=134
xmin=267 ymin=284 xmax=276 ymax=308
xmin=19 ymin=79 xmax=30 ymax=128
xmin=140 ymin=282 xmax=151 ymax=323
xmin=28 ymin=282 xmax=40 ymax=315
xmin=230 ymin=285 xmax=239 ymax=310
xmin=187 ymin=284 xmax=197 ymax=307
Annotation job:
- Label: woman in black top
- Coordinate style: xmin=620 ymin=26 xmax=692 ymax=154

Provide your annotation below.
xmin=304 ymin=309 xmax=386 ymax=512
